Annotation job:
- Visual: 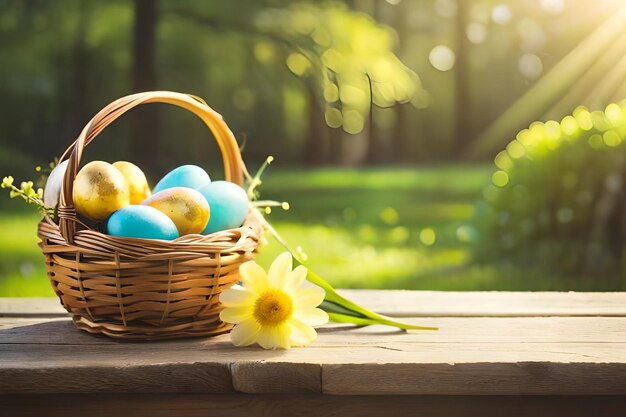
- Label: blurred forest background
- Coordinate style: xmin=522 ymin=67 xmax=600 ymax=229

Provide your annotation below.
xmin=1 ymin=0 xmax=626 ymax=295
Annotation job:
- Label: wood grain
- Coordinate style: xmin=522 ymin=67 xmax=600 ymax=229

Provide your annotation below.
xmin=2 ymin=293 xmax=626 ymax=397
xmin=231 ymin=362 xmax=321 ymax=394
xmin=337 ymin=290 xmax=626 ymax=317
xmin=0 ymin=363 xmax=233 ymax=394
xmin=2 ymin=315 xmax=626 ymax=394
xmin=4 ymin=290 xmax=626 ymax=317
xmin=2 ymin=394 xmax=626 ymax=417
xmin=322 ymin=363 xmax=626 ymax=395
xmin=3 ymin=316 xmax=626 ymax=345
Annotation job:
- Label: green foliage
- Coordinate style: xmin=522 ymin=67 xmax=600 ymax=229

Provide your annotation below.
xmin=255 ymin=2 xmax=424 ymax=134
xmin=476 ymin=102 xmax=626 ymax=275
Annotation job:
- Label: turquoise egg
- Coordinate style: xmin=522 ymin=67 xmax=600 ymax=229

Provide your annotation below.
xmin=153 ymin=165 xmax=211 ymax=193
xmin=198 ymin=181 xmax=249 ymax=234
xmin=106 ymin=205 xmax=179 ymax=240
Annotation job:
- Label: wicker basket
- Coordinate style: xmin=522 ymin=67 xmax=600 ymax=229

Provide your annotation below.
xmin=37 ymin=91 xmax=263 ymax=340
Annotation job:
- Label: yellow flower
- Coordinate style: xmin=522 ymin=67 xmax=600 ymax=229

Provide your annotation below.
xmin=1 ymin=176 xmax=14 ymax=188
xmin=219 ymin=252 xmax=328 ymax=349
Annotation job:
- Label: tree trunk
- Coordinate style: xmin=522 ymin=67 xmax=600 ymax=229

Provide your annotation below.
xmin=131 ymin=0 xmax=159 ymax=171
xmin=303 ymin=80 xmax=330 ymax=165
xmin=66 ymin=0 xmax=90 ymax=139
xmin=454 ymin=0 xmax=471 ymax=157
xmin=393 ymin=0 xmax=410 ymax=163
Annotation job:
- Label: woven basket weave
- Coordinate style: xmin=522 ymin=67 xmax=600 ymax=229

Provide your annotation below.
xmin=37 ymin=91 xmax=263 ymax=340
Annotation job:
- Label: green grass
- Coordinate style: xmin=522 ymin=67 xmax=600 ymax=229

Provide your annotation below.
xmin=0 ymin=213 xmax=53 ymax=296
xmin=1 ymin=165 xmax=624 ymax=296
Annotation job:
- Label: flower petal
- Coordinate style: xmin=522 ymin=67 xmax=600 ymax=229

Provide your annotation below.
xmin=239 ymin=261 xmax=268 ymax=294
xmin=219 ymin=285 xmax=255 ymax=307
xmin=285 ymin=265 xmax=307 ymax=292
xmin=220 ymin=305 xmax=253 ymax=324
xmin=230 ymin=318 xmax=261 ymax=346
xmin=257 ymin=324 xmax=291 ymax=349
xmin=268 ymin=252 xmax=293 ymax=289
xmin=293 ymin=286 xmax=325 ymax=309
xmin=288 ymin=318 xmax=317 ymax=346
xmin=295 ymin=307 xmax=329 ymax=326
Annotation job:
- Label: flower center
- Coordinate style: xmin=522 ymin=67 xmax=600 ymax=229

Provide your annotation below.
xmin=253 ymin=290 xmax=294 ymax=327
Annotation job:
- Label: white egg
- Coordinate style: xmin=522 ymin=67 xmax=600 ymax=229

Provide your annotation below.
xmin=43 ymin=160 xmax=69 ymax=208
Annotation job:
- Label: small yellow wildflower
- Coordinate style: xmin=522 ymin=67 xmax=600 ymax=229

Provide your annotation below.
xmin=1 ymin=176 xmax=14 ymax=188
xmin=219 ymin=252 xmax=328 ymax=349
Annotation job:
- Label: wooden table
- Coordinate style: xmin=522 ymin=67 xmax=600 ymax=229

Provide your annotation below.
xmin=2 ymin=290 xmax=626 ymax=416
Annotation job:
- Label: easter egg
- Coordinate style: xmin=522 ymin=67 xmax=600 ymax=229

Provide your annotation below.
xmin=198 ymin=181 xmax=249 ymax=234
xmin=112 ymin=161 xmax=151 ymax=204
xmin=74 ymin=161 xmax=130 ymax=221
xmin=142 ymin=187 xmax=210 ymax=235
xmin=153 ymin=165 xmax=211 ymax=193
xmin=43 ymin=160 xmax=69 ymax=208
xmin=106 ymin=205 xmax=179 ymax=240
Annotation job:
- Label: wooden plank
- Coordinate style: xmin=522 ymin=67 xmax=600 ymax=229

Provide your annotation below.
xmin=322 ymin=363 xmax=626 ymax=395
xmin=2 ymin=394 xmax=626 ymax=417
xmin=231 ymin=362 xmax=321 ymax=394
xmin=3 ymin=339 xmax=626 ymax=369
xmin=0 ymin=363 xmax=234 ymax=394
xmin=4 ymin=291 xmax=626 ymax=318
xmin=337 ymin=290 xmax=626 ymax=317
xmin=0 ymin=298 xmax=66 ymax=317
xmin=3 ymin=316 xmax=626 ymax=344
xmin=2 ymin=316 xmax=626 ymax=395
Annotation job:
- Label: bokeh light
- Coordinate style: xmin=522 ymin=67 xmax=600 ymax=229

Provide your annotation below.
xmin=518 ymin=54 xmax=543 ymax=79
xmin=491 ymin=4 xmax=512 ymax=25
xmin=429 ymin=45 xmax=456 ymax=71
xmin=419 ymin=228 xmax=437 ymax=246
xmin=286 ymin=53 xmax=311 ymax=76
xmin=540 ymin=0 xmax=566 ymax=15
xmin=342 ymin=109 xmax=365 ymax=134
xmin=325 ymin=108 xmax=343 ymax=128
xmin=466 ymin=23 xmax=487 ymax=44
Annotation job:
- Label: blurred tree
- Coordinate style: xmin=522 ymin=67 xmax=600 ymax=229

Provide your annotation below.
xmin=131 ymin=0 xmax=159 ymax=169
xmin=67 ymin=0 xmax=90 ymax=139
xmin=167 ymin=1 xmax=424 ymax=165
xmin=454 ymin=0 xmax=470 ymax=156
xmin=256 ymin=2 xmax=424 ymax=164
xmin=1 ymin=0 xmax=624 ymax=176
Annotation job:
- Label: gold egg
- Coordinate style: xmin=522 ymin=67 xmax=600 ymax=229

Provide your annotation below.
xmin=142 ymin=187 xmax=210 ymax=235
xmin=74 ymin=161 xmax=130 ymax=221
xmin=113 ymin=161 xmax=152 ymax=204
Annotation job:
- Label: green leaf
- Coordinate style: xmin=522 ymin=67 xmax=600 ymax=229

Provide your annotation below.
xmin=327 ymin=312 xmax=437 ymax=331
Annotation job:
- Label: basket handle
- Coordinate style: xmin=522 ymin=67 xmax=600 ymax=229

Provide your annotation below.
xmin=58 ymin=91 xmax=247 ymax=244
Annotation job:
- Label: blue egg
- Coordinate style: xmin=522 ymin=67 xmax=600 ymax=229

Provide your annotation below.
xmin=198 ymin=181 xmax=249 ymax=234
xmin=153 ymin=165 xmax=211 ymax=193
xmin=106 ymin=205 xmax=179 ymax=240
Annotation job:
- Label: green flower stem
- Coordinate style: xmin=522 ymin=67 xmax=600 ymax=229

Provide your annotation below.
xmin=310 ymin=270 xmax=438 ymax=330
xmin=255 ymin=208 xmax=437 ymax=331
xmin=246 ymin=156 xmax=274 ymax=200
xmin=326 ymin=312 xmax=437 ymax=330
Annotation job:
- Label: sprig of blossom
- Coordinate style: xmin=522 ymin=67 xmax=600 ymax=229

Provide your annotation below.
xmin=1 ymin=175 xmax=53 ymax=216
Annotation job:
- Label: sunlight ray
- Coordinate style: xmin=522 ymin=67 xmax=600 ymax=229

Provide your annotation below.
xmin=467 ymin=5 xmax=626 ymax=159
